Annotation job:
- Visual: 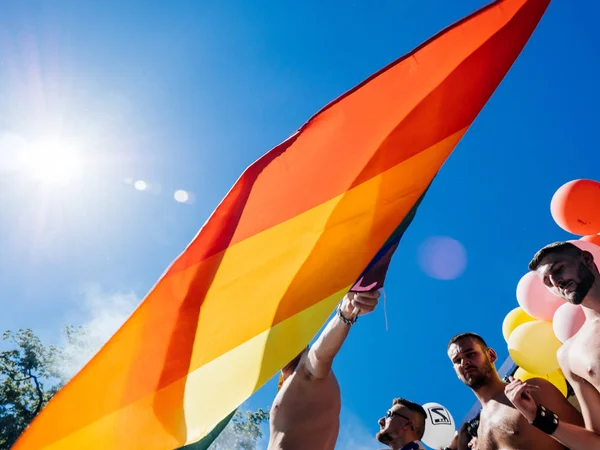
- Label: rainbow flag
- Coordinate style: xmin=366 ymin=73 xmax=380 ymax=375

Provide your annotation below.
xmin=14 ymin=0 xmax=550 ymax=448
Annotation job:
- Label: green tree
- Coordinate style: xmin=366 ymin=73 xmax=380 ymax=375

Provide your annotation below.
xmin=0 ymin=328 xmax=270 ymax=450
xmin=0 ymin=329 xmax=64 ymax=449
xmin=208 ymin=408 xmax=270 ymax=450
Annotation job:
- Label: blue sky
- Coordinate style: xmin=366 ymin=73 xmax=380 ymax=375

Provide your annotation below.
xmin=1 ymin=0 xmax=598 ymax=448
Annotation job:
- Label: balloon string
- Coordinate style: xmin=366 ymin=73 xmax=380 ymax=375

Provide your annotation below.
xmin=382 ymin=288 xmax=389 ymax=331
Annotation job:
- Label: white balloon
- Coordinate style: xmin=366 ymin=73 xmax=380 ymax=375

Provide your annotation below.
xmin=421 ymin=402 xmax=456 ymax=449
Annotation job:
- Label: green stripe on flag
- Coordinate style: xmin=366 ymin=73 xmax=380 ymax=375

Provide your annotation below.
xmin=177 ymin=409 xmax=236 ymax=450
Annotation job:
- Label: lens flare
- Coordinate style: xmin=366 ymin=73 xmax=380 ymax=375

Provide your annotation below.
xmin=418 ymin=236 xmax=467 ymax=280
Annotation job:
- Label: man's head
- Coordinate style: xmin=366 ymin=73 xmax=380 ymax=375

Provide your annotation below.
xmin=466 ymin=415 xmax=479 ymax=448
xmin=377 ymin=398 xmax=426 ymax=448
xmin=468 ymin=436 xmax=479 ymax=449
xmin=447 ymin=333 xmax=498 ymax=390
xmin=457 ymin=414 xmax=479 ymax=450
xmin=529 ymin=242 xmax=598 ymax=305
xmin=466 ymin=414 xmax=479 ymax=439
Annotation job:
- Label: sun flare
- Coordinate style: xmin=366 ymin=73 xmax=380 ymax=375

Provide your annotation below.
xmin=22 ymin=140 xmax=83 ymax=184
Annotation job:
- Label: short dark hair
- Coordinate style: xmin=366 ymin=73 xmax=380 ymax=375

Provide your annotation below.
xmin=393 ymin=398 xmax=427 ymax=439
xmin=467 ymin=414 xmax=480 ymax=438
xmin=529 ymin=242 xmax=581 ymax=271
xmin=448 ymin=332 xmax=489 ymax=351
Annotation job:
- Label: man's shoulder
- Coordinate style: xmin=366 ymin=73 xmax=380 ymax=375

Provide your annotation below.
xmin=557 ymin=340 xmax=572 ymax=373
xmin=524 ymin=377 xmax=569 ymax=405
xmin=524 ymin=376 xmax=563 ymax=394
xmin=288 ymin=357 xmax=339 ymax=386
xmin=558 ymin=336 xmax=575 ymax=360
xmin=556 ymin=334 xmax=586 ymax=379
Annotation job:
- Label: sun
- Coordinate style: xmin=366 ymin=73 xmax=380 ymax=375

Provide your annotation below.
xmin=22 ymin=139 xmax=84 ymax=184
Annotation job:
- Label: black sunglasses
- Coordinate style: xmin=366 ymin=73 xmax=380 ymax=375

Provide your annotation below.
xmin=386 ymin=410 xmax=412 ymax=422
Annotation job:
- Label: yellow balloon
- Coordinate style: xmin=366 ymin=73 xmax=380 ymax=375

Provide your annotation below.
xmin=502 ymin=307 xmax=535 ymax=342
xmin=508 ymin=320 xmax=561 ymax=375
xmin=514 ymin=367 xmax=568 ymax=397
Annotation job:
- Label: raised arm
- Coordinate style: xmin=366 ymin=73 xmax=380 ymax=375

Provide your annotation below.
xmin=304 ymin=291 xmax=379 ymax=379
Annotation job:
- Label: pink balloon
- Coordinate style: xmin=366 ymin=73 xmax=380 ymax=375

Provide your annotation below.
xmin=516 ymin=271 xmax=565 ymax=321
xmin=553 ymin=302 xmax=586 ymax=343
xmin=571 ymin=240 xmax=600 ymax=271
xmin=581 ymin=235 xmax=600 ymax=246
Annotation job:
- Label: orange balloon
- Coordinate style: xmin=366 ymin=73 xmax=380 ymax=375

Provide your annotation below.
xmin=581 ymin=235 xmax=600 ymax=246
xmin=551 ymin=179 xmax=600 ymax=235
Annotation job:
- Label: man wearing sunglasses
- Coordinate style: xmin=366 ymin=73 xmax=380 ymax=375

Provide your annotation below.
xmin=376 ymin=398 xmax=427 ymax=450
xmin=268 ymin=291 xmax=380 ymax=450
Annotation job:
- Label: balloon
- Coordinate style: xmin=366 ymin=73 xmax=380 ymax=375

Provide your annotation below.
xmin=516 ymin=271 xmax=564 ymax=321
xmin=571 ymin=240 xmax=600 ymax=271
xmin=421 ymin=402 xmax=456 ymax=449
xmin=551 ymin=179 xmax=600 ymax=235
xmin=514 ymin=367 xmax=568 ymax=397
xmin=508 ymin=320 xmax=562 ymax=375
xmin=502 ymin=307 xmax=535 ymax=342
xmin=581 ymin=235 xmax=600 ymax=247
xmin=553 ymin=302 xmax=586 ymax=343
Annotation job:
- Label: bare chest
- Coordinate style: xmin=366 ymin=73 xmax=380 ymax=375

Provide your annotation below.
xmin=269 ymin=373 xmax=340 ymax=450
xmin=478 ymin=402 xmax=526 ymax=449
xmin=567 ymin=322 xmax=600 ymax=387
xmin=478 ymin=402 xmax=566 ymax=450
xmin=270 ymin=371 xmax=341 ymax=430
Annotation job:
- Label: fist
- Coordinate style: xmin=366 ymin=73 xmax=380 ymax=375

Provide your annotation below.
xmin=504 ymin=376 xmax=539 ymax=422
xmin=340 ymin=291 xmax=380 ymax=318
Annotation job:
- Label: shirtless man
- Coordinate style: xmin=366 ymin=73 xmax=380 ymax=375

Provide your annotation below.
xmin=507 ymin=241 xmax=600 ymax=450
xmin=267 ymin=291 xmax=379 ymax=450
xmin=447 ymin=332 xmax=582 ymax=450
xmin=376 ymin=398 xmax=427 ymax=450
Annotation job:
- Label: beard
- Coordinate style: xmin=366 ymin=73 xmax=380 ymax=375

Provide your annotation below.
xmin=567 ymin=263 xmax=595 ymax=305
xmin=376 ymin=431 xmax=393 ymax=445
xmin=463 ymin=358 xmax=494 ymax=390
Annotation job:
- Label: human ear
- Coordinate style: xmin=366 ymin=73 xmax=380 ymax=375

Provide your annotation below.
xmin=583 ymin=251 xmax=597 ymax=271
xmin=488 ymin=348 xmax=498 ymax=364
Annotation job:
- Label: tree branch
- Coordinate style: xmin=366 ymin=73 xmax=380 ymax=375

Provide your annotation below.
xmin=29 ymin=369 xmax=45 ymax=418
xmin=14 ymin=374 xmax=34 ymax=382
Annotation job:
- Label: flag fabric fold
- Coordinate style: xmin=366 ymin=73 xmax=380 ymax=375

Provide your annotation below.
xmin=14 ymin=0 xmax=550 ymax=448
